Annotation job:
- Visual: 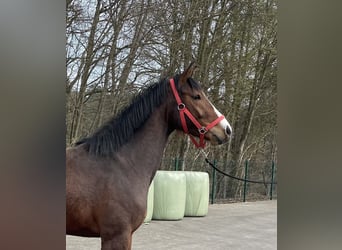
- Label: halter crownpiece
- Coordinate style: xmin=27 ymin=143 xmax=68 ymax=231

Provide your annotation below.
xmin=169 ymin=78 xmax=225 ymax=148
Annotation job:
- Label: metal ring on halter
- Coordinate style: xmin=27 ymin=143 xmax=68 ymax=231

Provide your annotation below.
xmin=199 ymin=127 xmax=207 ymax=134
xmin=178 ymin=103 xmax=186 ymax=110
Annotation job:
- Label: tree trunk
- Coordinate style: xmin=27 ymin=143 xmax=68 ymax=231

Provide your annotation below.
xmin=70 ymin=0 xmax=102 ymax=141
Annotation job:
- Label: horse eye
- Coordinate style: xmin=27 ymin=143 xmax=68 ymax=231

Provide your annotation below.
xmin=192 ymin=94 xmax=201 ymax=100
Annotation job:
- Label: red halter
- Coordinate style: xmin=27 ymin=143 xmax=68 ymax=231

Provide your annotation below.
xmin=169 ymin=78 xmax=225 ymax=148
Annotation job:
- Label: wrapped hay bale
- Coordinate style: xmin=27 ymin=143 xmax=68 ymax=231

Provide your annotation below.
xmin=144 ymin=180 xmax=154 ymax=223
xmin=184 ymin=171 xmax=209 ymax=217
xmin=152 ymin=171 xmax=186 ymax=220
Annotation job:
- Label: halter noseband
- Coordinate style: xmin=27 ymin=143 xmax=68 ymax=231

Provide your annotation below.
xmin=169 ymin=78 xmax=225 ymax=148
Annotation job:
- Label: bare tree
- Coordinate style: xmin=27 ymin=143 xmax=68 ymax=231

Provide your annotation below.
xmin=66 ymin=0 xmax=277 ymax=200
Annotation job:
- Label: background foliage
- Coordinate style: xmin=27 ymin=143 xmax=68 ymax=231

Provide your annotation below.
xmin=66 ymin=0 xmax=277 ymax=200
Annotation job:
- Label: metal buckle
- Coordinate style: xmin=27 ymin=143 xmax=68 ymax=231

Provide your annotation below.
xmin=199 ymin=127 xmax=207 ymax=134
xmin=178 ymin=103 xmax=185 ymax=110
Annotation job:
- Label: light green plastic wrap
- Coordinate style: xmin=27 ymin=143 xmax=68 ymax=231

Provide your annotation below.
xmin=184 ymin=171 xmax=209 ymax=217
xmin=144 ymin=180 xmax=154 ymax=223
xmin=152 ymin=171 xmax=186 ymax=220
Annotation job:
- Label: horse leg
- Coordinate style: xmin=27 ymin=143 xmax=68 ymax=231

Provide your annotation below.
xmin=101 ymin=231 xmax=132 ymax=250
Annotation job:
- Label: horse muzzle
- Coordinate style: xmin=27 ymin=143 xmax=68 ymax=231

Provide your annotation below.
xmin=206 ymin=126 xmax=231 ymax=145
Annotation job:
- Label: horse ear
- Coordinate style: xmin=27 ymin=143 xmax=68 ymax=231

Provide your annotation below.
xmin=179 ymin=62 xmax=198 ymax=86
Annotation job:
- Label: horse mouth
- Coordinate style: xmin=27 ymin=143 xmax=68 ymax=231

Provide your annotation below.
xmin=212 ymin=134 xmax=229 ymax=145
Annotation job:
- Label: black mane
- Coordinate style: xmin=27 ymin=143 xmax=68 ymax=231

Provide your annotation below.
xmin=76 ymin=77 xmax=176 ymax=157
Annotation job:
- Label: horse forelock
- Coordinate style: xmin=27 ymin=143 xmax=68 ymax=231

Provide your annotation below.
xmin=75 ymin=78 xmax=172 ymax=157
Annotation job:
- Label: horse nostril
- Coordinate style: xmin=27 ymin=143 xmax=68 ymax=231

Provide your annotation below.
xmin=225 ymin=126 xmax=232 ymax=136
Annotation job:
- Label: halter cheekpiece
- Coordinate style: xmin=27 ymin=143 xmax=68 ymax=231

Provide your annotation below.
xmin=169 ymin=78 xmax=225 ymax=148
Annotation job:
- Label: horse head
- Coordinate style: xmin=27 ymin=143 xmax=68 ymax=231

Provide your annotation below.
xmin=170 ymin=63 xmax=232 ymax=147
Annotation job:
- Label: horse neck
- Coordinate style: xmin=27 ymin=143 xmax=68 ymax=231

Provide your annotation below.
xmin=117 ymin=103 xmax=172 ymax=183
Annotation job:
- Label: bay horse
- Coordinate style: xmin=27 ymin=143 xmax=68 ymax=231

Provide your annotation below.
xmin=66 ymin=63 xmax=232 ymax=250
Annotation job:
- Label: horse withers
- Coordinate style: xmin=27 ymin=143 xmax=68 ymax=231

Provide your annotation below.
xmin=66 ymin=63 xmax=232 ymax=250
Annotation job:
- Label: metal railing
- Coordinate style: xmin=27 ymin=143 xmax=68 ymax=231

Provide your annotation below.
xmin=161 ymin=157 xmax=277 ymax=204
